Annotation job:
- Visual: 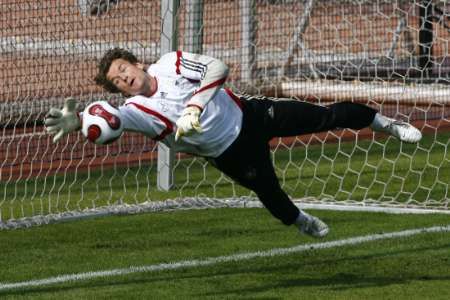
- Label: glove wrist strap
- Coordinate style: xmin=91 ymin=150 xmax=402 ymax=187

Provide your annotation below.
xmin=186 ymin=104 xmax=203 ymax=112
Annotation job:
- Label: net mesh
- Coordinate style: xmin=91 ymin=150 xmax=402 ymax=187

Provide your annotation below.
xmin=1 ymin=0 xmax=449 ymax=227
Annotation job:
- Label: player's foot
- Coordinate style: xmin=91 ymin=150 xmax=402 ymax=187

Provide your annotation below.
xmin=371 ymin=114 xmax=422 ymax=143
xmin=296 ymin=213 xmax=329 ymax=238
xmin=385 ymin=119 xmax=422 ymax=143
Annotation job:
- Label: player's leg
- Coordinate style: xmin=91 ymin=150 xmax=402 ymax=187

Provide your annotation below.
xmin=266 ymin=100 xmax=376 ymax=136
xmin=210 ymin=134 xmax=328 ymax=238
xmin=250 ymin=97 xmax=421 ymax=143
xmin=211 ymin=139 xmax=298 ymax=225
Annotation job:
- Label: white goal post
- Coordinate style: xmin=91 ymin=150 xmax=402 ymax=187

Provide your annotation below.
xmin=1 ymin=0 xmax=449 ymax=229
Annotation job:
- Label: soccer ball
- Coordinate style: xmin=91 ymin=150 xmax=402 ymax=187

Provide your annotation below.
xmin=81 ymin=101 xmax=124 ymax=145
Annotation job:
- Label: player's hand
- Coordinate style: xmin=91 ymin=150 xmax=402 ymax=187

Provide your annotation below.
xmin=45 ymin=98 xmax=81 ymax=143
xmin=175 ymin=106 xmax=202 ymax=141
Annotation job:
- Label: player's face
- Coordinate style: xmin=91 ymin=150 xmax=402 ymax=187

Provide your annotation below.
xmin=107 ymin=59 xmax=157 ymax=97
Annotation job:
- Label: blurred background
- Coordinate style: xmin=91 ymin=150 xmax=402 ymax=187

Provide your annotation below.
xmin=1 ymin=0 xmax=449 ymax=225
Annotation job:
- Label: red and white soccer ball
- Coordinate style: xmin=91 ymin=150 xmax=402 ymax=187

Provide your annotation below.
xmin=81 ymin=101 xmax=124 ymax=145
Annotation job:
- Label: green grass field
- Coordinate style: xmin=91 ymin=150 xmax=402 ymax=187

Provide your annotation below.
xmin=0 ymin=209 xmax=449 ymax=299
xmin=0 ymin=132 xmax=449 ymax=298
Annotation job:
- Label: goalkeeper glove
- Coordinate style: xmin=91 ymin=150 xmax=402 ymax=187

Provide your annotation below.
xmin=45 ymin=98 xmax=81 ymax=143
xmin=175 ymin=106 xmax=203 ymax=141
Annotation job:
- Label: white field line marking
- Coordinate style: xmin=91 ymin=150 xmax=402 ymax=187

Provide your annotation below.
xmin=0 ymin=225 xmax=449 ymax=291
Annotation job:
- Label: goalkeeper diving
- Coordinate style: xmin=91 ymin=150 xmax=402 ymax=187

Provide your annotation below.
xmin=45 ymin=49 xmax=422 ymax=238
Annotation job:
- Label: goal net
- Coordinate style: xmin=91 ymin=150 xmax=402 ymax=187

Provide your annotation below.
xmin=1 ymin=0 xmax=449 ymax=229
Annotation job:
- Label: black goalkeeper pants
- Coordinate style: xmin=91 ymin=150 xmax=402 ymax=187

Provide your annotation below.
xmin=210 ymin=96 xmax=377 ymax=226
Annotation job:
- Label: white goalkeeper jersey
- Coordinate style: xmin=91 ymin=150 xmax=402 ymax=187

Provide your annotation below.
xmin=118 ymin=51 xmax=243 ymax=158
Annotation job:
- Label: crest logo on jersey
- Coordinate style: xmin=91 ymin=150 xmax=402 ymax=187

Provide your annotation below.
xmin=158 ymin=99 xmax=169 ymax=112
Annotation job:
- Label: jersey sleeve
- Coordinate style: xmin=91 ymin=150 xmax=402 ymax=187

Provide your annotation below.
xmin=157 ymin=51 xmax=229 ymax=110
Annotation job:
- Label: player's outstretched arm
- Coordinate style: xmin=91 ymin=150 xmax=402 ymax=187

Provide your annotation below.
xmin=45 ymin=98 xmax=81 ymax=143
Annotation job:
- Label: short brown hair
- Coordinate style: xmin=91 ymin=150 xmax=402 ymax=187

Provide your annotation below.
xmin=95 ymin=48 xmax=138 ymax=93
